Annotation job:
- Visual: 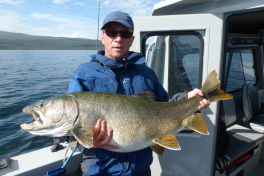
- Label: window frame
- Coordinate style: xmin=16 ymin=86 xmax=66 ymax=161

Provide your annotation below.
xmin=141 ymin=31 xmax=205 ymax=94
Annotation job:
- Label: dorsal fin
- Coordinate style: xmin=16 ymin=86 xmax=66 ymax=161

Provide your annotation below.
xmin=131 ymin=91 xmax=157 ymax=102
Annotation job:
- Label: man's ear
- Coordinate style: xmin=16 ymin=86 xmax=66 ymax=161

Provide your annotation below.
xmin=130 ymin=36 xmax=135 ymax=47
xmin=101 ymin=33 xmax=105 ymax=45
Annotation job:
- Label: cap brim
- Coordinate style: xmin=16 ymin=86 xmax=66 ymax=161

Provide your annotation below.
xmin=101 ymin=20 xmax=133 ymax=30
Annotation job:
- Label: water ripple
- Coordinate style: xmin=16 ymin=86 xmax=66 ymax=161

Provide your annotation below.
xmin=0 ymin=50 xmax=94 ymax=158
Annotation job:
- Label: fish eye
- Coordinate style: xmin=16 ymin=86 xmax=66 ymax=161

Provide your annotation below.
xmin=39 ymin=102 xmax=44 ymax=107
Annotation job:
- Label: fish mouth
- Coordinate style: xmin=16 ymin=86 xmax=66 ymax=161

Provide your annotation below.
xmin=23 ymin=108 xmax=43 ymax=125
xmin=21 ymin=109 xmax=45 ymax=131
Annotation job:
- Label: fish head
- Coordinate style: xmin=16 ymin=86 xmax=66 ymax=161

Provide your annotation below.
xmin=20 ymin=94 xmax=78 ymax=137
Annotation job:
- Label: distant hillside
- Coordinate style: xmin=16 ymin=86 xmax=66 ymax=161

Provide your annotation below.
xmin=0 ymin=31 xmax=104 ymax=50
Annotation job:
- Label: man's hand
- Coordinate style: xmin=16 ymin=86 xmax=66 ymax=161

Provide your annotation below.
xmin=92 ymin=119 xmax=119 ymax=149
xmin=187 ymin=88 xmax=211 ymax=111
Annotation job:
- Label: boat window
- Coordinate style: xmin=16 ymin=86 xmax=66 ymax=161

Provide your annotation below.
xmin=225 ymin=49 xmax=256 ymax=92
xmin=144 ymin=33 xmax=203 ymax=96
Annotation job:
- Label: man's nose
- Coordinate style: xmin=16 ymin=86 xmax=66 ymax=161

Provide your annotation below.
xmin=115 ymin=33 xmax=123 ymax=41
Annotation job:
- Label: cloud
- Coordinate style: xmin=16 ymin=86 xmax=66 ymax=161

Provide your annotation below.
xmin=30 ymin=12 xmax=51 ymax=19
xmin=68 ymin=32 xmax=84 ymax=38
xmin=101 ymin=0 xmax=159 ymax=17
xmin=0 ymin=8 xmax=26 ymax=31
xmin=0 ymin=8 xmax=99 ymax=39
xmin=52 ymin=0 xmax=71 ymax=5
xmin=74 ymin=2 xmax=86 ymax=7
xmin=0 ymin=0 xmax=25 ymax=5
xmin=30 ymin=12 xmax=80 ymax=23
xmin=53 ymin=19 xmax=98 ymax=39
xmin=0 ymin=0 xmax=161 ymax=39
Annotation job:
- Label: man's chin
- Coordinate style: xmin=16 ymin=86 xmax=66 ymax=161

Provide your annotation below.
xmin=110 ymin=53 xmax=127 ymax=61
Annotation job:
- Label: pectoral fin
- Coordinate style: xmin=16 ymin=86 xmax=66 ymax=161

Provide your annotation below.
xmin=153 ymin=135 xmax=181 ymax=151
xmin=71 ymin=124 xmax=94 ymax=149
xmin=151 ymin=144 xmax=166 ymax=156
xmin=187 ymin=113 xmax=209 ymax=135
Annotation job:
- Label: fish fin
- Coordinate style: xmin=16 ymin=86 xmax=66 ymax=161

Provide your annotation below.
xmin=201 ymin=70 xmax=233 ymax=102
xmin=153 ymin=135 xmax=181 ymax=151
xmin=132 ymin=91 xmax=156 ymax=102
xmin=187 ymin=113 xmax=209 ymax=135
xmin=64 ymin=137 xmax=77 ymax=162
xmin=151 ymin=144 xmax=166 ymax=156
xmin=71 ymin=124 xmax=94 ymax=149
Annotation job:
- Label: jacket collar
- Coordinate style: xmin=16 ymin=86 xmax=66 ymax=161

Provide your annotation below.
xmin=90 ymin=50 xmax=145 ymax=68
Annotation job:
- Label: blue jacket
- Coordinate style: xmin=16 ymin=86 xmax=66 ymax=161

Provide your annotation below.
xmin=68 ymin=50 xmax=169 ymax=176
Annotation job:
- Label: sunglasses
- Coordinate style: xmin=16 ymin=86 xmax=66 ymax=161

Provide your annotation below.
xmin=102 ymin=29 xmax=133 ymax=39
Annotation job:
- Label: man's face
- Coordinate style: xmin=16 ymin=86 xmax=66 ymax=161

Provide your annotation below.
xmin=101 ymin=22 xmax=135 ymax=61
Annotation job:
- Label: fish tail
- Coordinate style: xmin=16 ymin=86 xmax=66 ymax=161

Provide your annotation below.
xmin=201 ymin=70 xmax=232 ymax=102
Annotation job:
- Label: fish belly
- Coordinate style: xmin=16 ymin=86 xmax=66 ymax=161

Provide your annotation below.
xmin=107 ymin=140 xmax=153 ymax=153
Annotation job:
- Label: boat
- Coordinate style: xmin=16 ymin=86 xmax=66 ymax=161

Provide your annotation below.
xmin=1 ymin=0 xmax=264 ymax=175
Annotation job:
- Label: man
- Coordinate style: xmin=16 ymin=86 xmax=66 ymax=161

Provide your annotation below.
xmin=68 ymin=11 xmax=210 ymax=176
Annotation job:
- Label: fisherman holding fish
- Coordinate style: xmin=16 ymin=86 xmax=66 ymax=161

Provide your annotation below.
xmin=67 ymin=11 xmax=211 ymax=176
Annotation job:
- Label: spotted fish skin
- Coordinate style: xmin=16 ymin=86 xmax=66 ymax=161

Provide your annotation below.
xmin=21 ymin=70 xmax=232 ymax=155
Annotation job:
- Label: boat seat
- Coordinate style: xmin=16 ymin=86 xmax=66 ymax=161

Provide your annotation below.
xmin=216 ymin=95 xmax=264 ymax=171
xmin=242 ymin=84 xmax=264 ymax=133
xmin=224 ymin=96 xmax=264 ymax=162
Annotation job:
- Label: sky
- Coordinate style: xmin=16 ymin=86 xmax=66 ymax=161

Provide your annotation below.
xmin=0 ymin=0 xmax=162 ymax=39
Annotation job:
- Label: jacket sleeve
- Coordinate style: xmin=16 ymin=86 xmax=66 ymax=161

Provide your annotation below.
xmin=68 ymin=63 xmax=89 ymax=93
xmin=154 ymin=83 xmax=169 ymax=102
xmin=68 ymin=76 xmax=84 ymax=93
xmin=68 ymin=63 xmax=91 ymax=93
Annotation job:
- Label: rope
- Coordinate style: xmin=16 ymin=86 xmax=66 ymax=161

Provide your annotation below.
xmin=43 ymin=144 xmax=79 ymax=176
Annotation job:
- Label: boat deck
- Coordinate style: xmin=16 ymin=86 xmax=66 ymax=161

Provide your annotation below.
xmin=249 ymin=159 xmax=264 ymax=176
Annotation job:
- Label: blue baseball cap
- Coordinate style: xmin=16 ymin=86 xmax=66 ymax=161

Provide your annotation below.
xmin=101 ymin=11 xmax=134 ymax=30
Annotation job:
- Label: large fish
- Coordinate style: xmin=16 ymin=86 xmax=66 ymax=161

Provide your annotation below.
xmin=20 ymin=70 xmax=232 ymax=155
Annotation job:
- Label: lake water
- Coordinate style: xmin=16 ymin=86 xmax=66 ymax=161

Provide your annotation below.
xmin=0 ymin=50 xmax=96 ymax=159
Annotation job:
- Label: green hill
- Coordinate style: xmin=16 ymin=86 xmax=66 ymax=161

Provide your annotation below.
xmin=0 ymin=31 xmax=104 ymax=50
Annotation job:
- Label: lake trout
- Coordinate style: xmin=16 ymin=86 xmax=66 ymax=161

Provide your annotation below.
xmin=20 ymin=70 xmax=232 ymax=155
